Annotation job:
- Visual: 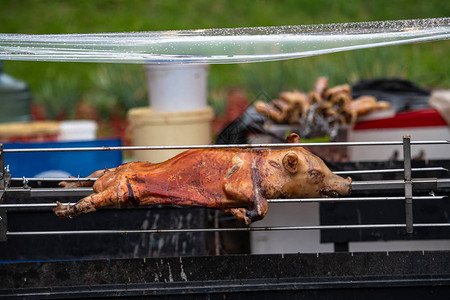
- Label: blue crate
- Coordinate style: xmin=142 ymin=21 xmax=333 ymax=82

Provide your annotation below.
xmin=4 ymin=139 xmax=122 ymax=178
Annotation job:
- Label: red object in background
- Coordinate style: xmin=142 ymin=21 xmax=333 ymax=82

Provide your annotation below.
xmin=30 ymin=103 xmax=47 ymax=121
xmin=212 ymin=89 xmax=250 ymax=134
xmin=6 ymin=134 xmax=59 ymax=143
xmin=353 ymin=108 xmax=447 ymax=130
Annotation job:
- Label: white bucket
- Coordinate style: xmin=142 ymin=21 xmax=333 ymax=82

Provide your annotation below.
xmin=59 ymin=120 xmax=98 ymax=141
xmin=144 ymin=64 xmax=209 ymax=112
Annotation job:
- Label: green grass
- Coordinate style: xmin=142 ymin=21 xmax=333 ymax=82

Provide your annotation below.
xmin=0 ymin=0 xmax=449 ymax=120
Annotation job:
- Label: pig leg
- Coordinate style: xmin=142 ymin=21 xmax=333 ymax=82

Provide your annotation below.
xmin=223 ymin=184 xmax=268 ymax=225
xmin=58 ymin=167 xmax=117 ymax=188
xmin=223 ymin=162 xmax=268 ymax=224
xmin=222 ymin=208 xmax=249 ymax=224
xmin=53 ymin=187 xmax=118 ymax=218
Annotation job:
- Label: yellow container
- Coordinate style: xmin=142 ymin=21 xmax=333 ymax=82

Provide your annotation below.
xmin=127 ymin=106 xmax=214 ymax=163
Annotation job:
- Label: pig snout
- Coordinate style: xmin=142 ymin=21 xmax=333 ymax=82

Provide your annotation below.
xmin=320 ymin=175 xmax=352 ymax=198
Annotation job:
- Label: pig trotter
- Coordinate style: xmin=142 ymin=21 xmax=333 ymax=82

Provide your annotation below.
xmin=53 ymin=189 xmax=116 ymax=218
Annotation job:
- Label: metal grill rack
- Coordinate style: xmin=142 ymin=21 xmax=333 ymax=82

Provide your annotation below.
xmin=1 ymin=135 xmax=449 ymax=240
xmin=1 ymin=136 xmax=450 ymax=299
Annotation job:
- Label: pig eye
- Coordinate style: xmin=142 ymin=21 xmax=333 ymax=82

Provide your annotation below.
xmin=308 ymin=169 xmax=323 ymax=184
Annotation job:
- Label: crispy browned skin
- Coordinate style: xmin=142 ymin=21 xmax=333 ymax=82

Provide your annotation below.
xmin=54 ymin=134 xmax=351 ymax=224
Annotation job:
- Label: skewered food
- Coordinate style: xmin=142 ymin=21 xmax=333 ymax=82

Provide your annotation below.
xmin=54 ymin=133 xmax=352 ymax=224
xmin=254 ymin=77 xmax=391 ymax=129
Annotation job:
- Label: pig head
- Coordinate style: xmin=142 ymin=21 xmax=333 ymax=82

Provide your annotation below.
xmin=223 ymin=133 xmax=352 ymax=224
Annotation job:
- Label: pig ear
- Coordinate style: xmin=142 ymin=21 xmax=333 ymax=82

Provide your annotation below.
xmin=283 ymin=151 xmax=299 ymax=174
xmin=286 ymin=133 xmax=301 ymax=143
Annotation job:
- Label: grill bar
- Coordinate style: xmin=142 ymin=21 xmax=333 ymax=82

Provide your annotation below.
xmin=4 ymin=178 xmax=450 ymax=197
xmin=352 ymin=178 xmax=450 ymax=190
xmin=3 ymin=139 xmax=449 ymax=153
xmin=267 ymin=195 xmax=447 ymax=203
xmin=6 ymin=223 xmax=450 ymax=236
xmin=4 ymin=187 xmax=93 ymax=197
xmin=0 ymin=195 xmax=446 ymax=208
xmin=9 ymin=167 xmax=449 ymax=183
xmin=11 ymin=177 xmax=98 ymax=182
xmin=333 ymin=167 xmax=448 ymax=175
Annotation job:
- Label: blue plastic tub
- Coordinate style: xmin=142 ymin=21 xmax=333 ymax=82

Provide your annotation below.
xmin=4 ymin=139 xmax=122 ymax=178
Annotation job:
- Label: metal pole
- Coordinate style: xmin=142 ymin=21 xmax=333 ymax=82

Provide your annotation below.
xmin=6 ymin=223 xmax=450 ymax=236
xmin=9 ymin=166 xmax=447 ymax=182
xmin=403 ymin=136 xmax=413 ymax=233
xmin=0 ymin=144 xmax=6 ymax=241
xmin=5 ymin=178 xmax=449 ymax=198
xmin=2 ymin=140 xmax=449 ymax=153
xmin=333 ymin=167 xmax=448 ymax=175
xmin=0 ymin=195 xmax=446 ymax=209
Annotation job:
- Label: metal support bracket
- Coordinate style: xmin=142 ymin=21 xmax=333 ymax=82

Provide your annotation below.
xmin=403 ymin=136 xmax=413 ymax=234
xmin=0 ymin=144 xmax=8 ymax=241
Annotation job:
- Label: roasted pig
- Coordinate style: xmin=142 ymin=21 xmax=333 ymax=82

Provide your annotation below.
xmin=54 ymin=133 xmax=351 ymax=224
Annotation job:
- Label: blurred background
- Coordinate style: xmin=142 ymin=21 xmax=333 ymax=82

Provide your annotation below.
xmin=1 ymin=0 xmax=449 ymax=142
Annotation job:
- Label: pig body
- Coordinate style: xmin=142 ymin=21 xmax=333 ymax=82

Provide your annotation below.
xmin=54 ymin=134 xmax=351 ymax=224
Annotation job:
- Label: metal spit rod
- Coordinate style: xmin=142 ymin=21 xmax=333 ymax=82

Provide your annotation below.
xmin=0 ymin=195 xmax=446 ymax=209
xmin=8 ymin=167 xmax=449 ymax=182
xmin=3 ymin=139 xmax=450 ymax=153
xmin=11 ymin=177 xmax=98 ymax=182
xmin=6 ymin=223 xmax=450 ymax=236
xmin=352 ymin=178 xmax=450 ymax=190
xmin=333 ymin=167 xmax=448 ymax=175
xmin=4 ymin=177 xmax=450 ymax=198
xmin=4 ymin=187 xmax=93 ymax=197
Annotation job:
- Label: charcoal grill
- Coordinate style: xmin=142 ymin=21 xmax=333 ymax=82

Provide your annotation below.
xmin=1 ymin=136 xmax=450 ymax=299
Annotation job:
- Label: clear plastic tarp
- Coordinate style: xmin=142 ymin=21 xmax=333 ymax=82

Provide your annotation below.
xmin=0 ymin=18 xmax=448 ymax=64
